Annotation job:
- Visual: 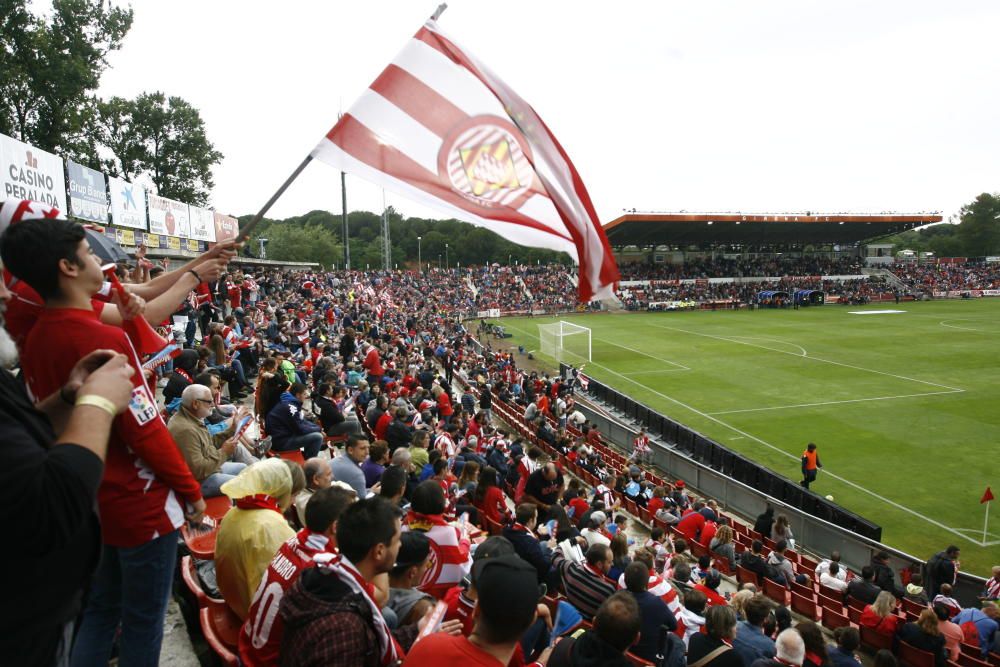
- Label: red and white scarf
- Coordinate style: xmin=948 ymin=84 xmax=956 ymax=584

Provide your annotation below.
xmin=312 ymin=551 xmax=401 ymax=666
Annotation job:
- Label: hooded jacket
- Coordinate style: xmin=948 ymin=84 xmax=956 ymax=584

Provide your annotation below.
xmin=279 ymin=567 xmax=417 ymax=667
xmin=266 ymin=391 xmax=321 ymax=449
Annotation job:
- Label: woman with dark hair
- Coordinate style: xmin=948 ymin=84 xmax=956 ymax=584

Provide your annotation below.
xmin=754 ymin=505 xmax=775 ymax=539
xmin=313 ymin=382 xmax=356 ymax=437
xmin=687 ymin=605 xmax=742 ymax=667
xmin=203 ymin=333 xmax=250 ymax=398
xmin=608 ymin=533 xmax=631 ymax=580
xmin=896 ymin=608 xmax=947 ymax=667
xmin=797 ymin=620 xmax=830 ymax=667
xmin=472 ymin=466 xmax=510 ymax=526
xmin=827 ymin=627 xmax=863 ymax=667
xmin=163 ymin=349 xmax=200 ymax=403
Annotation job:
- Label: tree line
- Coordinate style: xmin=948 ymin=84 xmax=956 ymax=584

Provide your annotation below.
xmin=238 ymin=208 xmax=571 ymax=268
xmin=1 ymin=0 xmax=222 ymax=206
xmin=883 ymin=193 xmax=1000 ymax=259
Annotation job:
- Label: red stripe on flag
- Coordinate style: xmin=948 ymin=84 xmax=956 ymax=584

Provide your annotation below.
xmin=414 ymin=24 xmax=620 ymax=301
xmin=370 ymin=64 xmax=467 ymax=139
xmin=328 ymin=114 xmax=573 ymax=242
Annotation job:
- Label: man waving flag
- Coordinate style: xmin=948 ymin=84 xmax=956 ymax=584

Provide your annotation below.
xmin=311 ymin=17 xmax=620 ymax=302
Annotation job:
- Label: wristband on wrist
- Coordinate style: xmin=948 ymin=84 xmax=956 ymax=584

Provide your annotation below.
xmin=187 ymin=268 xmax=202 ymax=283
xmin=75 ymin=394 xmax=117 ymax=418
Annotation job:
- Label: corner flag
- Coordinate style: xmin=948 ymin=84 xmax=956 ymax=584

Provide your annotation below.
xmin=983 ymin=487 xmax=995 ymax=504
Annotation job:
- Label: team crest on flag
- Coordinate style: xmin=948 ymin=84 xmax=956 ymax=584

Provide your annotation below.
xmin=439 ymin=116 xmax=534 ymax=209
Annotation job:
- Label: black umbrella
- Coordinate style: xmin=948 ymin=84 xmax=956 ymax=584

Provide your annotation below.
xmin=84 ymin=228 xmax=131 ymax=264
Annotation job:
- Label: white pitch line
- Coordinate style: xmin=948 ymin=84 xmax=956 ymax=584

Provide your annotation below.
xmin=940 ymin=320 xmax=993 ymax=333
xmin=500 ymin=319 xmax=981 ymax=545
xmin=707 ymin=389 xmax=963 ymax=415
xmin=597 ymin=337 xmax=690 ymax=371
xmin=727 ymin=336 xmax=809 ymax=357
xmin=645 ymin=321 xmax=965 ymax=393
xmin=623 ymin=369 xmax=690 ymax=375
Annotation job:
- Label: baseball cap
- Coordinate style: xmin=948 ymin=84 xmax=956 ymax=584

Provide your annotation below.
xmin=472 ymin=555 xmax=543 ymax=628
xmin=393 ymin=531 xmax=431 ymax=571
xmin=590 ymin=511 xmax=608 ymax=525
xmin=675 ymin=480 xmax=686 ymax=489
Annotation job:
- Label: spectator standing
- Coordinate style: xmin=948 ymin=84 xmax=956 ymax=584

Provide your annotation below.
xmin=2 ymin=216 xmax=207 ymax=667
xmin=521 ymin=462 xmax=564 ymax=521
xmin=753 ymin=506 xmax=775 ymax=540
xmin=934 ymin=603 xmax=964 ymax=660
xmin=952 ymin=602 xmax=999 ymax=657
xmin=799 ymin=443 xmax=821 ymax=489
xmin=925 ymin=546 xmax=960 ymax=599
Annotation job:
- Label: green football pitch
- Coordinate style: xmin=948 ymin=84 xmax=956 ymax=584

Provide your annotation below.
xmin=497 ymin=300 xmax=1000 ymax=576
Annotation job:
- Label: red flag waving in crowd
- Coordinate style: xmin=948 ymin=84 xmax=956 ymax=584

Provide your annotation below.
xmin=311 ymin=18 xmax=620 ymax=302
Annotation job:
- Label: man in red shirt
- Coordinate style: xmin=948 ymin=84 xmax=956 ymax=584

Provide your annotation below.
xmin=239 ymin=486 xmax=355 ymax=666
xmin=1 ymin=218 xmax=206 ymax=667
xmin=363 ymin=340 xmax=385 ymax=385
xmin=408 ymin=555 xmax=544 ymax=666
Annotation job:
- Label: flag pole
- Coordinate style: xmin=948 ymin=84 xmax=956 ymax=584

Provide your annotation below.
xmin=431 ymin=3 xmax=447 ymax=20
xmin=236 ymin=155 xmax=314 ymax=242
xmin=985 ymin=499 xmax=991 ymax=544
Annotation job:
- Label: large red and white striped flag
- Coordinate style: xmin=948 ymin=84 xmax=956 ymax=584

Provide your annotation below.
xmin=311 ymin=19 xmax=620 ymax=302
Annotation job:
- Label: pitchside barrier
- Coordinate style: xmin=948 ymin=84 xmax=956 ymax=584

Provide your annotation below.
xmin=559 ymin=363 xmax=988 ymax=606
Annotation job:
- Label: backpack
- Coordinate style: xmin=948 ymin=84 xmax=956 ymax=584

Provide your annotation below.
xmin=960 ymin=620 xmax=979 ymax=646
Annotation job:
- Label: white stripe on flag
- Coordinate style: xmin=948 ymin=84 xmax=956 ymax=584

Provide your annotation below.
xmin=311 ymin=139 xmax=576 ymax=257
xmin=348 ymin=89 xmax=442 ymax=174
xmin=392 ymin=39 xmax=504 ymax=119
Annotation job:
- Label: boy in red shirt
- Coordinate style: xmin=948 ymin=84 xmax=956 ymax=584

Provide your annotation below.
xmin=2 ymin=218 xmax=206 ymax=666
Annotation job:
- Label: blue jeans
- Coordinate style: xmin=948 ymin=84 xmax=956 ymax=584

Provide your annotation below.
xmin=201 ymin=462 xmax=247 ymax=497
xmin=278 ymin=432 xmax=323 ymax=458
xmin=71 ymin=531 xmax=179 ymax=667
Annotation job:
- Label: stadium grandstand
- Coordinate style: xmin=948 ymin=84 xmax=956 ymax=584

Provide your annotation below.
xmin=4 ymin=198 xmax=1000 ymax=666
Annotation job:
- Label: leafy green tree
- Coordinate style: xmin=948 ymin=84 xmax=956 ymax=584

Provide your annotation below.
xmin=250 ymin=224 xmax=341 ymax=267
xmin=96 ymin=92 xmax=222 ymax=206
xmin=956 ymin=193 xmax=1000 ymax=256
xmin=0 ymin=0 xmax=132 ymax=163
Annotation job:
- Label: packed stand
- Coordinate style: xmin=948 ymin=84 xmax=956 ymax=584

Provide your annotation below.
xmin=3 ymin=197 xmax=1000 ymax=667
xmin=891 ymin=262 xmax=1000 ymax=295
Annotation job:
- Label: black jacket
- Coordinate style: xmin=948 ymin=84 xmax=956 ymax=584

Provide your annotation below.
xmin=846 ymin=578 xmax=881 ymax=606
xmin=385 ymin=419 xmax=413 ymax=452
xmin=0 ymin=370 xmax=103 ymax=667
xmin=314 ymin=395 xmax=345 ymax=433
xmin=502 ymin=526 xmax=552 ymax=583
xmin=547 ymin=630 xmax=633 ymax=667
xmin=688 ymin=633 xmax=744 ymax=667
xmin=896 ymin=622 xmax=947 ymax=667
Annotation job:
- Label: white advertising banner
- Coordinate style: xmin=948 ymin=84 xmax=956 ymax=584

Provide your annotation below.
xmin=108 ymin=176 xmax=148 ymax=230
xmin=66 ymin=160 xmax=109 ymax=223
xmin=188 ymin=205 xmax=216 ymax=242
xmin=0 ymin=133 xmax=67 ymax=211
xmin=148 ymin=193 xmax=190 ymax=238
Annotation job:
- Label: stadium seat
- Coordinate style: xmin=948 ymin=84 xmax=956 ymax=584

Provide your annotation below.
xmin=180 ymin=555 xmax=211 ymax=608
xmin=901 ymin=597 xmax=928 ymax=616
xmin=847 ymin=606 xmax=863 ymax=626
xmin=275 ymin=449 xmax=306 ymax=465
xmin=791 ymin=591 xmax=820 ymax=621
xmin=988 ymin=653 xmax=1000 ymax=667
xmin=790 ymin=580 xmax=814 ymax=600
xmin=204 ymin=495 xmax=233 ymax=521
xmin=897 ymin=640 xmax=935 ymax=667
xmin=963 ymin=644 xmax=986 ymax=658
xmin=690 ymin=540 xmax=709 ymax=559
xmin=859 ymin=626 xmax=894 ymax=654
xmin=821 ymin=606 xmax=851 ymax=631
xmin=799 ymin=554 xmax=820 ymax=572
xmin=818 ymin=593 xmax=845 ymax=614
xmin=957 ymin=653 xmax=992 ymax=667
xmin=199 ymin=597 xmax=241 ymax=666
xmin=182 ymin=522 xmax=219 ymax=561
xmin=819 ymin=583 xmax=846 ymax=603
xmin=485 ymin=515 xmax=504 ymax=536
xmin=737 ymin=565 xmax=760 ymax=588
xmin=763 ymin=578 xmax=788 ymax=606
xmin=711 ymin=553 xmax=733 ymax=576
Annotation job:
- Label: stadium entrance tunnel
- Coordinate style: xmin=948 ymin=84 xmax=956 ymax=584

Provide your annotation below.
xmin=794 ymin=289 xmax=826 ymax=306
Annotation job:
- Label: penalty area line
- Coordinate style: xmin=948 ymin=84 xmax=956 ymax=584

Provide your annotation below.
xmin=500 ymin=320 xmax=981 ymax=546
xmin=707 ymin=389 xmax=964 ymax=415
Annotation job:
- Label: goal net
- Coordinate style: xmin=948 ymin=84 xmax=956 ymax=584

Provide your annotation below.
xmin=538 ymin=321 xmax=592 ymax=363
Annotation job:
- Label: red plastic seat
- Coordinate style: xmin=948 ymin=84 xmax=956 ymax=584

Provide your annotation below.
xmin=275 ymin=449 xmax=306 ymax=465
xmin=821 ymin=606 xmax=851 ymax=631
xmin=180 ymin=555 xmax=210 ymax=608
xmin=763 ymin=577 xmax=788 ymax=606
xmin=957 ymin=653 xmax=992 ymax=667
xmin=204 ymin=495 xmax=233 ymax=521
xmin=791 ymin=590 xmax=820 ymax=621
xmin=711 ymin=553 xmax=733 ymax=576
xmin=199 ymin=597 xmax=241 ymax=666
xmin=737 ymin=565 xmax=760 ymax=588
xmin=626 ymin=652 xmax=656 ymax=666
xmin=819 ymin=583 xmax=847 ymax=603
xmin=963 ymin=644 xmax=986 ymax=657
xmin=897 ymin=640 xmax=935 ymax=667
xmin=485 ymin=515 xmax=505 ymax=536
xmin=859 ymin=626 xmax=894 ymax=653
xmin=181 ymin=521 xmax=219 ymax=560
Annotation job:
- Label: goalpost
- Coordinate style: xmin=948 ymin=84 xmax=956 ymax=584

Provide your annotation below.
xmin=538 ymin=321 xmax=592 ymax=363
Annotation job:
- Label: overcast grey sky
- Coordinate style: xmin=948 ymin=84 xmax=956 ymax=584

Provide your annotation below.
xmin=96 ymin=1 xmax=1000 ymax=225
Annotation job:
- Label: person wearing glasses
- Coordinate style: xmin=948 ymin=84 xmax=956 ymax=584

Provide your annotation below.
xmin=168 ymin=383 xmax=247 ymax=497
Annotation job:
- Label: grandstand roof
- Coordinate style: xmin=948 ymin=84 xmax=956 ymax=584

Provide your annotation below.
xmin=603 ymin=212 xmax=943 ymax=247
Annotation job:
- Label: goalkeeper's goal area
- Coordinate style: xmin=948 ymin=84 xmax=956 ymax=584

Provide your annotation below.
xmin=539 ymin=321 xmax=592 ymax=363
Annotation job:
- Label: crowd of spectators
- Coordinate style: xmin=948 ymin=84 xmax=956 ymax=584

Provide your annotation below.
xmin=2 ymin=197 xmax=999 ymax=667
xmin=891 ymin=262 xmax=1000 ymax=294
xmin=616 ymin=257 xmax=865 ymax=281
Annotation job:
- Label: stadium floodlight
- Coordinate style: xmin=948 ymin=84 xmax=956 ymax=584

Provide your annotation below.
xmin=539 ymin=321 xmax=592 ymax=363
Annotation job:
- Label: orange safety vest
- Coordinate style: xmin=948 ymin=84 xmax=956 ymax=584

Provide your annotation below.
xmin=802 ymin=449 xmax=819 ymax=471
